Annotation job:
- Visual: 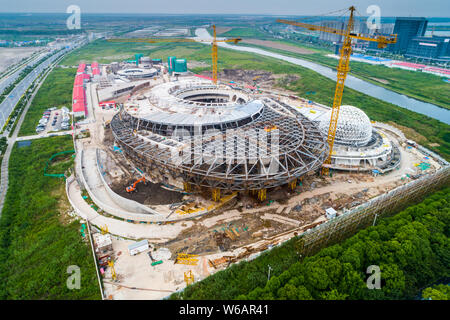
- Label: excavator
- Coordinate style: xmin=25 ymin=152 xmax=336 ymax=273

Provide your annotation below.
xmin=126 ymin=176 xmax=146 ymax=193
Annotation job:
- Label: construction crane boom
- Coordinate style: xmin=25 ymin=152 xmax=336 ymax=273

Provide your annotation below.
xmin=108 ymin=25 xmax=242 ymax=84
xmin=276 ymin=19 xmax=396 ymax=48
xmin=277 ymin=6 xmax=396 ymax=175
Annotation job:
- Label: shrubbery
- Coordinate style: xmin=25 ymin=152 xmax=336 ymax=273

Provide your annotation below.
xmin=0 ymin=136 xmax=100 ymax=299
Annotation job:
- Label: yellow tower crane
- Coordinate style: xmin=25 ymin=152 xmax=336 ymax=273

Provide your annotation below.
xmin=277 ymin=6 xmax=396 ymax=175
xmin=107 ymin=25 xmax=242 ymax=84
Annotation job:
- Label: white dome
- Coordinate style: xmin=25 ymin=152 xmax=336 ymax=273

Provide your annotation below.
xmin=319 ymin=105 xmax=372 ymax=146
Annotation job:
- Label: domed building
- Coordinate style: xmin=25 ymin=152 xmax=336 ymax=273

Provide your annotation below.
xmin=318 ymin=105 xmax=373 ymax=147
xmin=317 ymin=105 xmax=400 ymax=172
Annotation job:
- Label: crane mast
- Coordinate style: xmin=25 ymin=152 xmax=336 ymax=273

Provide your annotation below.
xmin=212 ymin=25 xmax=219 ymax=84
xmin=277 ymin=6 xmax=396 ymax=175
xmin=323 ymin=6 xmax=355 ymax=175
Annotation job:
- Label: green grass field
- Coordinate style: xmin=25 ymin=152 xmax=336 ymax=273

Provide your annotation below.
xmin=216 ymin=27 xmax=271 ymax=39
xmin=60 ymin=40 xmax=163 ymax=65
xmin=237 ymin=40 xmax=450 ymax=110
xmin=0 ymin=136 xmax=100 ymax=299
xmin=18 ymin=67 xmax=76 ymax=137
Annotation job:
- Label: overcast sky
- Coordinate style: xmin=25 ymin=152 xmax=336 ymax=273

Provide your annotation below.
xmin=1 ymin=0 xmax=449 ymax=17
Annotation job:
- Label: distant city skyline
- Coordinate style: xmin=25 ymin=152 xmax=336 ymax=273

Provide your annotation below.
xmin=1 ymin=0 xmax=449 ymax=17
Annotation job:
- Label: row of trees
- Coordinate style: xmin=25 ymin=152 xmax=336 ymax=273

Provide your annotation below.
xmin=171 ymin=188 xmax=449 ymax=300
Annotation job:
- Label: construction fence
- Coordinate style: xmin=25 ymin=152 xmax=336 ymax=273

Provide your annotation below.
xmin=298 ymin=165 xmax=450 ymax=257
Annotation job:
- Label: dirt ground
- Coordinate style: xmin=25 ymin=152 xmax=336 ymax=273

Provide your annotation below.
xmin=200 ymin=68 xmax=298 ymax=89
xmin=111 ymin=179 xmax=184 ymax=205
xmin=242 ymin=39 xmax=317 ymax=55
xmin=215 ymin=27 xmax=233 ymax=35
xmin=0 ymin=47 xmax=40 ymax=73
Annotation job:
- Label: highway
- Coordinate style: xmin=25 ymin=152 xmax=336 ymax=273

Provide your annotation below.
xmin=0 ymin=44 xmax=79 ymax=130
xmin=0 ymin=40 xmax=83 ymax=216
xmin=0 ymin=50 xmax=48 ymax=95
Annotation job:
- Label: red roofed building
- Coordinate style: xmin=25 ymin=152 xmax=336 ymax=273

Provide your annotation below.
xmin=389 ymin=61 xmax=426 ymax=71
xmin=72 ymin=101 xmax=86 ymax=117
xmin=423 ymin=66 xmax=450 ymax=78
xmin=77 ymin=63 xmax=86 ymax=74
xmin=74 ymin=74 xmax=84 ymax=86
xmin=72 ymin=83 xmax=87 ymax=117
xmin=193 ymin=74 xmax=214 ymax=81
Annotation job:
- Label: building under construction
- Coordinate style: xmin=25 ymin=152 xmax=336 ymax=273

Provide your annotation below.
xmin=110 ymin=77 xmax=329 ymax=200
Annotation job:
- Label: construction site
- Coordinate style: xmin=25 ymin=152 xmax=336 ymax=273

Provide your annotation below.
xmin=65 ymin=13 xmax=450 ymax=300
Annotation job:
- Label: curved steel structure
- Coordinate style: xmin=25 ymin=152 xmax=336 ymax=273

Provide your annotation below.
xmin=110 ymin=82 xmax=328 ymax=192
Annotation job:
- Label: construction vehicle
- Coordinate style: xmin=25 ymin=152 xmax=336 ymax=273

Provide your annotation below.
xmin=126 ymin=176 xmax=146 ymax=193
xmin=277 ymin=6 xmax=397 ymax=175
xmin=98 ymin=254 xmax=111 ymax=267
xmin=107 ymin=25 xmax=242 ymax=84
xmin=184 ymin=270 xmax=194 ymax=286
xmin=107 ymin=260 xmax=117 ymax=281
xmin=100 ymin=224 xmax=108 ymax=235
xmin=147 ymin=251 xmax=163 ymax=266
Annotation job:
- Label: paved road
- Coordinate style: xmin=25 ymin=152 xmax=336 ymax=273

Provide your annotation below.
xmin=0 ymin=50 xmax=48 ymax=91
xmin=0 ymin=42 xmax=81 ymax=216
xmin=0 ymin=48 xmax=72 ymax=129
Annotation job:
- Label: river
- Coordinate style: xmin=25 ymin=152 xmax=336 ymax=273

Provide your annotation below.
xmin=194 ymin=28 xmax=450 ymax=125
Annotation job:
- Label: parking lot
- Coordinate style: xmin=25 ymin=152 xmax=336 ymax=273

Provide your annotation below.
xmin=36 ymin=107 xmax=71 ymax=134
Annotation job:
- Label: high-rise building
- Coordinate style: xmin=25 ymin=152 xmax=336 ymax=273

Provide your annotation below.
xmin=388 ymin=17 xmax=428 ymax=53
xmin=319 ymin=20 xmax=345 ymax=43
xmin=406 ymin=36 xmax=450 ymax=62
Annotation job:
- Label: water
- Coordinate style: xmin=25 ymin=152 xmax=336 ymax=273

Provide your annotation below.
xmin=195 ymin=28 xmax=450 ymax=125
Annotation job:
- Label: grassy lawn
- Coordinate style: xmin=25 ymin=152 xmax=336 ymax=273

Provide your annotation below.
xmin=60 ymin=40 xmax=162 ymax=65
xmin=237 ymin=40 xmax=450 ymax=110
xmin=18 ymin=67 xmax=75 ymax=137
xmin=216 ymin=27 xmax=271 ymax=39
xmin=0 ymin=135 xmax=100 ymax=299
xmin=60 ymin=40 xmax=450 ymax=159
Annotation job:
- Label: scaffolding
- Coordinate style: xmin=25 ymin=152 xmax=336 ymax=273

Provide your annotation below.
xmin=298 ymin=165 xmax=450 ymax=257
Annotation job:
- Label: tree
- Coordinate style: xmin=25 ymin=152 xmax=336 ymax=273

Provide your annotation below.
xmin=320 ymin=289 xmax=348 ymax=300
xmin=422 ymin=285 xmax=450 ymax=300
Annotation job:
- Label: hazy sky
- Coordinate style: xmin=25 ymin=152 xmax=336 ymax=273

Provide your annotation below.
xmin=1 ymin=0 xmax=449 ymax=17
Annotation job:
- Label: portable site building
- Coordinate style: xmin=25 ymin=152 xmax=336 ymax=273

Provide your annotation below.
xmin=128 ymin=240 xmax=149 ymax=256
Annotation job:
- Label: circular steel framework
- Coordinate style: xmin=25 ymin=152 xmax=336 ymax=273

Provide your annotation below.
xmin=110 ymin=82 xmax=328 ymax=191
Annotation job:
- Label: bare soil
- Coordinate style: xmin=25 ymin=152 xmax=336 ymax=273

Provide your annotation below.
xmin=242 ymin=39 xmax=317 ymax=55
xmin=0 ymin=47 xmax=40 ymax=73
xmin=111 ymin=179 xmax=184 ymax=205
xmin=215 ymin=27 xmax=233 ymax=35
